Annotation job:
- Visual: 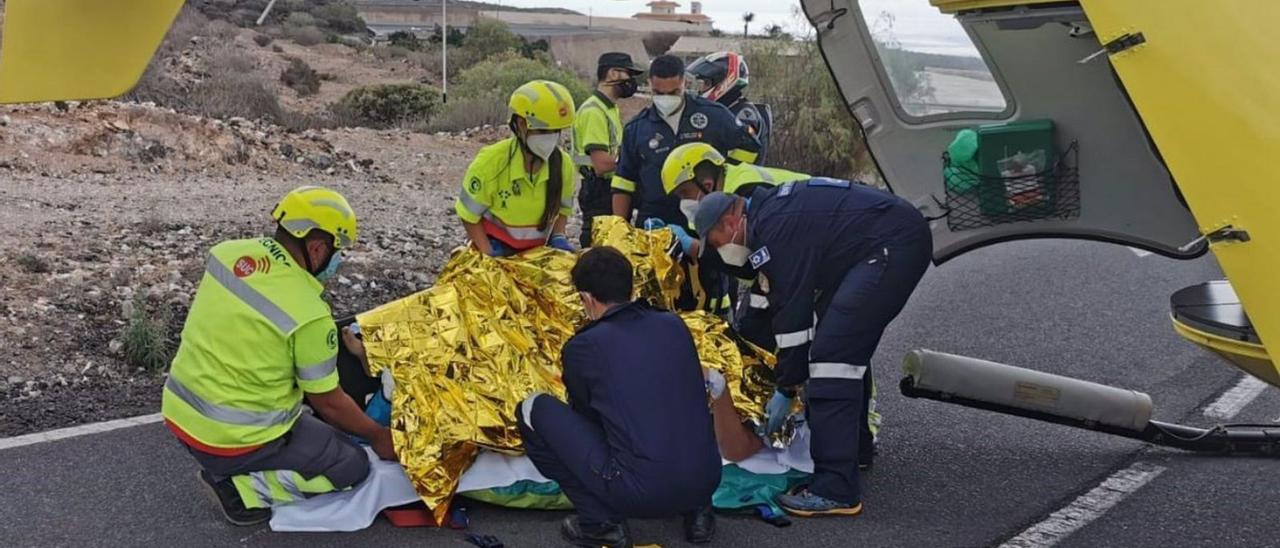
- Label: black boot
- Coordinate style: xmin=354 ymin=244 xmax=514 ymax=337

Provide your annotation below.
xmin=197 ymin=470 xmax=270 ymax=526
xmin=683 ymin=505 xmax=716 ymax=544
xmin=560 ymin=515 xmax=632 ymax=547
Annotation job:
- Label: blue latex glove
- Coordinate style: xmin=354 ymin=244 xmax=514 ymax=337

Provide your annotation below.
xmin=488 ymin=239 xmax=513 ymax=257
xmin=667 ymin=224 xmax=695 ymax=254
xmin=642 ymin=218 xmax=666 ymax=231
xmin=548 ymin=234 xmax=575 ymax=252
xmin=764 ymin=389 xmax=794 ymax=436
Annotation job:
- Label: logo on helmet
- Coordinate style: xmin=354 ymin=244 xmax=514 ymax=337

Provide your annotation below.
xmin=558 ymin=103 xmax=569 ymax=118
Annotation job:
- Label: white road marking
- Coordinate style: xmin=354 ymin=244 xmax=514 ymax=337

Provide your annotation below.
xmin=0 ymin=412 xmax=163 ymax=451
xmin=1002 ymin=374 xmax=1268 ymax=546
xmin=1128 ymin=247 xmax=1153 ymax=258
xmin=999 ymin=462 xmax=1168 ymax=548
xmin=1203 ymin=375 xmax=1269 ymax=420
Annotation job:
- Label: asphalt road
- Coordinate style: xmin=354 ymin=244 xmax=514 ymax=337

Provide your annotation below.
xmin=2 ymin=239 xmax=1274 ymax=547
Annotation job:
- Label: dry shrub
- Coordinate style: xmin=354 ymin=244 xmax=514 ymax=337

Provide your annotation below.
xmin=425 ymin=93 xmax=506 ymax=133
xmin=207 ymin=46 xmax=257 ymax=75
xmin=281 ymin=57 xmax=321 ymax=97
xmin=253 ymin=33 xmax=273 ymax=47
xmin=207 ymin=19 xmax=240 ymax=42
xmin=285 ymin=24 xmax=327 ymax=47
xmin=16 ymin=252 xmax=51 ymax=274
xmin=191 ymin=73 xmax=285 ymax=123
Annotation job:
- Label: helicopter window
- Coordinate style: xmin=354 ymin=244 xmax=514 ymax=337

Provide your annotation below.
xmin=858 ymin=1 xmax=1010 ymax=120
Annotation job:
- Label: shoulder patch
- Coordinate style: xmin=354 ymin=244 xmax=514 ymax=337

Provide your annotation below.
xmin=777 ymin=182 xmax=795 ymax=197
xmin=690 ymin=112 xmax=709 ymax=130
xmin=749 ymin=246 xmax=771 ymax=270
xmin=233 ymin=255 xmax=272 ymax=278
xmin=808 ymin=177 xmax=851 ymax=189
xmin=326 ymin=328 xmax=338 ymax=350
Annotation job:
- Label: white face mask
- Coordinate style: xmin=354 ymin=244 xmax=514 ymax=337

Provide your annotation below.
xmin=679 ymin=199 xmax=701 ymax=221
xmin=653 ymin=94 xmax=683 ymax=117
xmin=718 ymin=243 xmax=750 ymax=267
xmin=716 ymin=225 xmax=750 ymax=266
xmin=525 ymin=132 xmax=560 ymax=160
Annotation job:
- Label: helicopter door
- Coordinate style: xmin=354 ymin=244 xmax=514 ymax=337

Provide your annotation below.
xmin=799 ymin=0 xmax=1203 ymax=263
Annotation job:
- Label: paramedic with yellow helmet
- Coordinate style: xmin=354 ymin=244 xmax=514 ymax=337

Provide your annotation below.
xmin=456 ymin=80 xmax=578 ymax=256
xmin=162 ymin=186 xmax=395 ymax=527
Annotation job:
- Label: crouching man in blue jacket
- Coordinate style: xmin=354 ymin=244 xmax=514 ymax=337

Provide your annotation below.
xmin=516 ymin=247 xmax=721 ymax=547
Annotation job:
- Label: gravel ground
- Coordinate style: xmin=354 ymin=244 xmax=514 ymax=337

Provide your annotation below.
xmin=0 ymin=102 xmax=507 ymax=435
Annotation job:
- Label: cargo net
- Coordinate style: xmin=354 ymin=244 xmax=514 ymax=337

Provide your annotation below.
xmin=940 ymin=141 xmax=1080 ymax=231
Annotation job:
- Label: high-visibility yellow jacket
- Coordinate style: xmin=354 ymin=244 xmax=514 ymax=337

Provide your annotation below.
xmin=572 ymin=91 xmax=622 ymax=177
xmin=455 ymin=137 xmax=576 ymax=249
xmin=162 ymin=238 xmax=340 ymax=450
xmin=723 ymin=163 xmax=810 ymax=196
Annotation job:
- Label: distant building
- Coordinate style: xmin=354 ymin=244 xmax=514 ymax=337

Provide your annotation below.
xmin=633 ymin=1 xmax=712 ymax=25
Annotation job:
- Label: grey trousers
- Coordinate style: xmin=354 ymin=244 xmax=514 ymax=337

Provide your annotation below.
xmin=187 ymin=414 xmax=371 ymax=508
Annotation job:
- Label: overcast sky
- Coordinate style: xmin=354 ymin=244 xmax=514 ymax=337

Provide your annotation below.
xmin=489 ymin=0 xmax=977 ymax=56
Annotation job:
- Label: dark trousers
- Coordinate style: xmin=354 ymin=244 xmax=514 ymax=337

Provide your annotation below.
xmin=186 ymin=414 xmax=371 ymax=508
xmin=805 ymin=234 xmax=931 ymax=505
xmin=578 ymin=173 xmax=613 ymax=247
xmin=516 ymin=394 xmax=710 ymax=525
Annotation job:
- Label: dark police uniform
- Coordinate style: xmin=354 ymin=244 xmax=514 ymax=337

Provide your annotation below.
xmin=612 ymin=93 xmax=760 ymax=314
xmin=516 ymin=301 xmax=721 ymax=525
xmin=611 ymin=92 xmax=760 ymax=225
xmin=747 ymin=178 xmax=931 ymax=506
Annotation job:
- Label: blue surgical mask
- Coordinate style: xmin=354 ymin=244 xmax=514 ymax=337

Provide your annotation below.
xmin=316 ymin=251 xmax=343 ymax=282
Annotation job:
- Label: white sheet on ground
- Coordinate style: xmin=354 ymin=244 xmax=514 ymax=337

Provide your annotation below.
xmin=269 ymin=449 xmax=553 ymax=532
xmin=730 ymin=422 xmax=814 ymax=474
xmin=269 ymin=425 xmax=813 ymax=532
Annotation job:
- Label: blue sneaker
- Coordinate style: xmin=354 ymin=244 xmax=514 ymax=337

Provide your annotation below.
xmin=777 ymin=489 xmax=863 ymax=517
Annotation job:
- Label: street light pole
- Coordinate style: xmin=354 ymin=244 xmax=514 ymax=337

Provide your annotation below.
xmin=442 ymin=0 xmax=449 ymax=103
xmin=256 ymin=0 xmax=278 ymax=26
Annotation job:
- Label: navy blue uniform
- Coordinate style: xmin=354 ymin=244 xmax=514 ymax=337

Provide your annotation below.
xmin=611 ymin=94 xmax=759 ymax=315
xmin=516 ymin=301 xmax=721 ymax=525
xmin=611 ymin=92 xmax=760 ymax=225
xmin=747 ymin=179 xmax=931 ymax=505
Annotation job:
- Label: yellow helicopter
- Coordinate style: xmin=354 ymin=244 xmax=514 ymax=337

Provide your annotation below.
xmin=3 ymin=0 xmax=1276 ymax=452
xmin=799 ymin=0 xmax=1278 ymax=452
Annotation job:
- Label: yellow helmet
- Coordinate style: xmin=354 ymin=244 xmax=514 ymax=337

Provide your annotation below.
xmin=508 ymin=80 xmax=576 ymax=131
xmin=271 ymin=186 xmax=358 ymax=249
xmin=661 ymin=142 xmax=725 ymax=195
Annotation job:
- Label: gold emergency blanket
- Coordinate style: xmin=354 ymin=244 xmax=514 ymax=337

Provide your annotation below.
xmin=356 ymin=216 xmax=776 ymax=521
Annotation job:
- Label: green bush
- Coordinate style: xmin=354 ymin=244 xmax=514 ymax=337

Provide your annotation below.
xmin=311 ymin=2 xmax=365 ymax=34
xmin=745 ymin=40 xmax=872 ymax=181
xmin=462 ymin=19 xmax=523 ymax=60
xmin=388 ymin=30 xmax=424 ymax=51
xmin=281 ymin=57 xmax=321 ymax=96
xmin=335 ymin=83 xmax=443 ymax=128
xmin=122 ymin=297 xmax=174 ymax=372
xmin=453 ymin=52 xmax=591 ymax=107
